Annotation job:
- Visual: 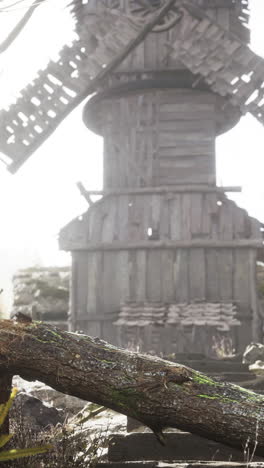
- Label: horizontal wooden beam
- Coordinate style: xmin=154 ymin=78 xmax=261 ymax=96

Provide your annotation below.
xmin=80 ymin=185 xmax=242 ymax=198
xmin=66 ymin=240 xmax=264 ymax=252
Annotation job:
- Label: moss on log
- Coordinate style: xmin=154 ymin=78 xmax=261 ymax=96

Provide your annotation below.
xmin=0 ymin=320 xmax=264 ymax=456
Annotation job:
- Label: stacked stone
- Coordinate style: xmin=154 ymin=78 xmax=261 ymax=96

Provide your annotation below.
xmin=12 ymin=267 xmax=70 ymax=330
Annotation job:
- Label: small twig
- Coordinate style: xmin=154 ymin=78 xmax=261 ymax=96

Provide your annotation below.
xmin=78 ymin=406 xmax=106 ymax=425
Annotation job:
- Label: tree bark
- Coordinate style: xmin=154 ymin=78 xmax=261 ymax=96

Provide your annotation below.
xmin=0 ymin=320 xmax=264 ymax=456
xmin=0 ymin=373 xmax=12 ymax=434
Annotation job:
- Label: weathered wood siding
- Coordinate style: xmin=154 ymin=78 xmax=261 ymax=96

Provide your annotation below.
xmin=70 ymin=246 xmax=256 ymax=351
xmin=61 ymin=193 xmax=263 ymax=248
xmin=64 ymin=193 xmax=263 ymax=350
xmin=99 ymin=89 xmax=217 ymax=187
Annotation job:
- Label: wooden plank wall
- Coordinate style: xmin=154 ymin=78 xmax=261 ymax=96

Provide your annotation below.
xmin=67 ymin=191 xmax=262 ymax=349
xmin=82 ymin=248 xmax=250 ymax=308
xmin=102 ymin=89 xmax=217 ymax=188
xmin=71 ymin=246 xmax=255 ymax=350
xmin=80 ymin=193 xmax=262 ymax=245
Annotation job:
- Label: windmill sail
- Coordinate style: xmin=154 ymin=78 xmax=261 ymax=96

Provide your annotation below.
xmin=166 ymin=1 xmax=264 ymax=126
xmin=0 ymin=10 xmax=143 ymax=172
xmin=0 ymin=0 xmax=178 ymax=173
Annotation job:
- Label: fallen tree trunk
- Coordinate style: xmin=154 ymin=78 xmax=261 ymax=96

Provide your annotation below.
xmin=0 ymin=320 xmax=264 ymax=456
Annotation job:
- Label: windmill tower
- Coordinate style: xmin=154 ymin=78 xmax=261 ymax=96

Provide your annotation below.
xmin=1 ymin=1 xmax=264 ymax=354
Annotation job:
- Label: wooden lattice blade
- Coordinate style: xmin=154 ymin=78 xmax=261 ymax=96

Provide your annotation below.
xmin=0 ymin=11 xmax=141 ymax=172
xmin=0 ymin=0 xmax=177 ymax=173
xmin=166 ymin=2 xmax=264 ymax=127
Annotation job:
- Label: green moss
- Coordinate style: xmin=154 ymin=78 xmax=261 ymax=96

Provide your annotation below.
xmin=49 ymin=330 xmax=64 ymax=340
xmin=31 ymin=329 xmax=64 ymax=345
xmin=192 ymin=373 xmax=221 ymax=387
xmin=235 ymin=385 xmax=258 ymax=396
xmin=197 ymin=394 xmax=238 ymax=404
xmin=244 ymin=394 xmax=264 ymax=402
xmin=231 ymin=384 xmax=264 ymax=403
xmin=91 ymin=355 xmax=115 ymax=366
xmin=197 ymin=394 xmax=219 ymax=400
xmin=221 ymin=397 xmax=239 ymax=404
xmin=31 ymin=337 xmax=52 ymax=344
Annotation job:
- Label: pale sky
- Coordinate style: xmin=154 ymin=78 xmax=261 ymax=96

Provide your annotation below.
xmin=0 ymin=0 xmax=263 ymax=281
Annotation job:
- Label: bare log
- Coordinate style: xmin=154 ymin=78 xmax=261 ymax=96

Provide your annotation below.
xmin=1 ymin=320 xmax=264 ymax=456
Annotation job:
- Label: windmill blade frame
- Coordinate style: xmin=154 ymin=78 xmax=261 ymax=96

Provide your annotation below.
xmin=166 ymin=1 xmax=264 ymax=126
xmin=0 ymin=0 xmax=178 ymax=173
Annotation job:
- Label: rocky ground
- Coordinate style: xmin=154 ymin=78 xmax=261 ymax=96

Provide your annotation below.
xmin=11 ymin=267 xmax=70 ymax=329
xmin=7 ymin=375 xmax=127 ymax=467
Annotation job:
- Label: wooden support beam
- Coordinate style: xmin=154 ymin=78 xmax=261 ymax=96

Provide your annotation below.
xmin=76 ymin=181 xmax=94 ymax=205
xmin=67 ymin=240 xmax=264 ymax=252
xmin=78 ymin=186 xmax=242 ymax=198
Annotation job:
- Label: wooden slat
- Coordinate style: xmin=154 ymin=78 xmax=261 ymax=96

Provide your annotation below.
xmin=135 ymin=250 xmax=147 ymax=302
xmin=87 ymin=252 xmax=100 ymax=316
xmin=146 ymin=250 xmax=162 ymax=302
xmin=233 ymin=250 xmax=250 ymax=306
xmin=166 ymin=3 xmax=264 ymax=130
xmin=218 ymin=249 xmax=233 ymax=301
xmin=69 ymin=253 xmax=78 ymax=332
xmin=170 ymin=195 xmax=181 ymax=240
xmin=219 ymin=200 xmax=233 ymax=240
xmin=181 ymin=194 xmax=192 ymax=240
xmin=161 ymin=250 xmax=175 ymax=302
xmin=117 ymin=251 xmax=130 ymax=303
xmin=191 ymin=194 xmax=203 ymax=237
xmin=101 ymin=198 xmax=117 ymax=242
xmin=174 ymin=249 xmax=189 ymax=302
xmin=71 ymin=252 xmax=89 ymax=331
xmin=206 ymin=249 xmax=219 ymax=300
xmin=189 ymin=248 xmax=206 ymax=301
xmin=102 ymin=251 xmax=119 ymax=313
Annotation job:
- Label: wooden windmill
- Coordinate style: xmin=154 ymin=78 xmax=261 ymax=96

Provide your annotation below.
xmin=1 ymin=0 xmax=264 ymax=355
